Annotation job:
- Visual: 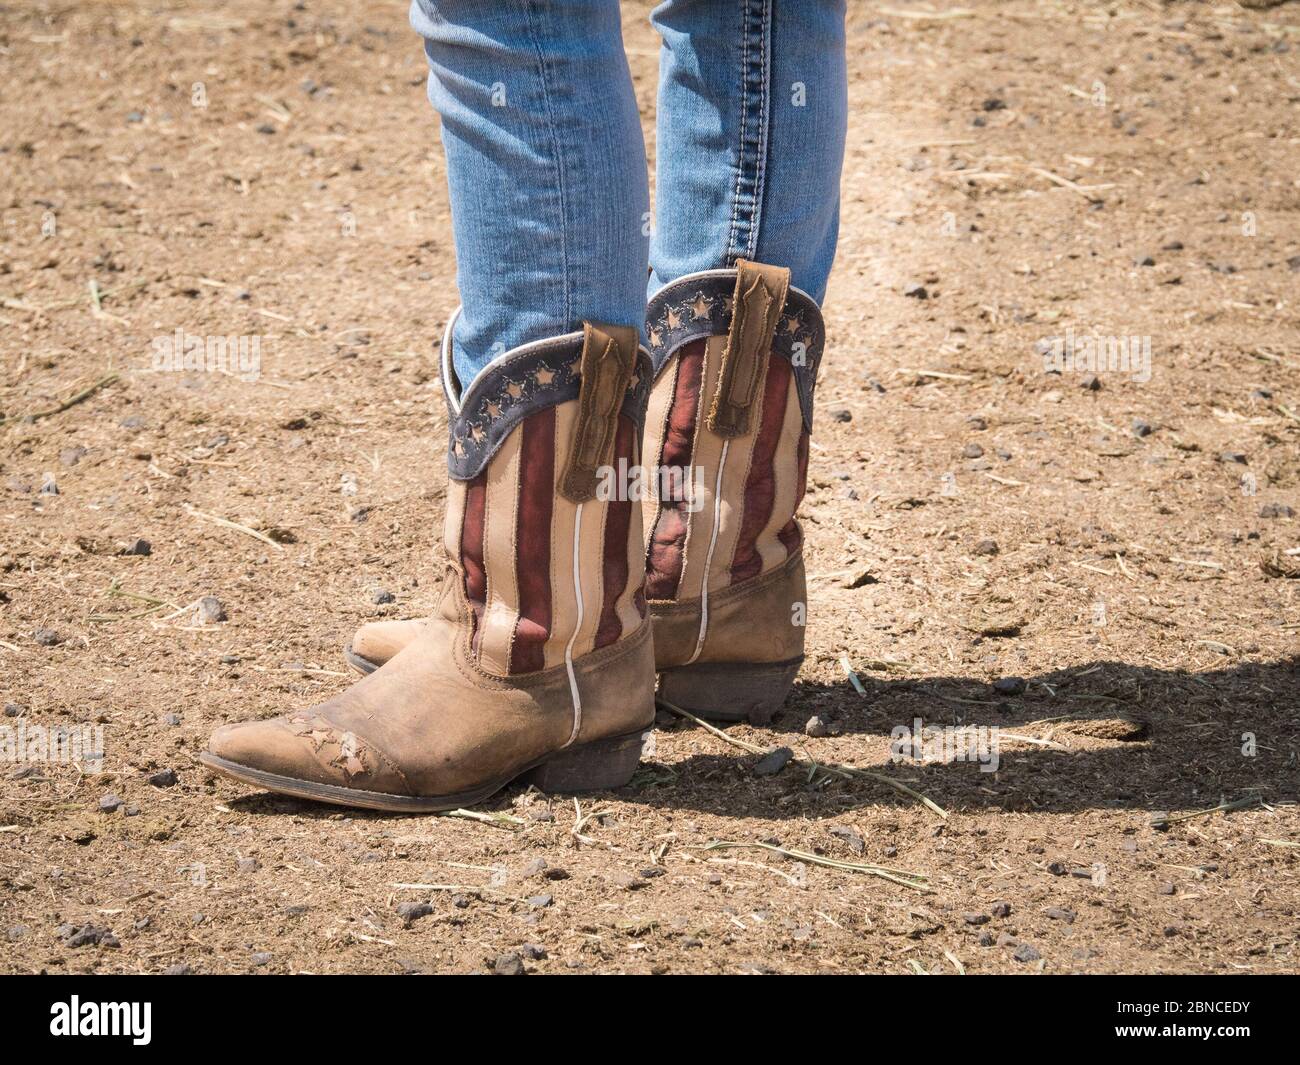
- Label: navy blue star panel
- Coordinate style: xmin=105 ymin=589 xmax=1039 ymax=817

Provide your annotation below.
xmin=645 ymin=270 xmax=825 ymax=433
xmin=447 ymin=335 xmax=652 ymax=482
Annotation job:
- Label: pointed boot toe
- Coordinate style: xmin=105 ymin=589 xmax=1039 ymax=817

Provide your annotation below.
xmin=202 ymin=709 xmax=414 ymax=810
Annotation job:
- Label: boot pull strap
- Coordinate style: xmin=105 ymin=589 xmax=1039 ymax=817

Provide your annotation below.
xmin=706 ymin=259 xmax=791 ymax=437
xmin=559 ymin=321 xmax=638 ymax=503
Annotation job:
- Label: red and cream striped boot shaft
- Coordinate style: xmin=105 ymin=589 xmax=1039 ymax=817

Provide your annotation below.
xmin=202 ymin=321 xmax=656 ymax=811
xmin=642 ymin=261 xmax=824 ymax=723
xmin=444 ymin=319 xmax=650 ymax=677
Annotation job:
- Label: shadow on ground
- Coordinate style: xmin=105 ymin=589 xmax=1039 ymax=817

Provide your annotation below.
xmin=220 ymin=656 xmax=1299 ymax=822
xmin=628 ymin=656 xmax=1299 ymax=818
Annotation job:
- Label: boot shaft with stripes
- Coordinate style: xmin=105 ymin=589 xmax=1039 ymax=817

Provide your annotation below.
xmin=641 ymin=261 xmax=824 ymax=723
xmin=441 ymin=318 xmax=651 ymax=678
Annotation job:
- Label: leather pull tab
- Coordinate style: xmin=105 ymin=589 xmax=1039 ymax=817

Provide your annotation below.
xmin=559 ymin=321 xmax=638 ymax=503
xmin=706 ymin=259 xmax=791 ymax=437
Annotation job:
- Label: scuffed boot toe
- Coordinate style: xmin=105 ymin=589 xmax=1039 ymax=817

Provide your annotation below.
xmin=202 ymin=712 xmax=412 ymax=808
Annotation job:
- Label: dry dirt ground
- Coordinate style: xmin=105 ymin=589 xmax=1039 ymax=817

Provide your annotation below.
xmin=2 ymin=0 xmax=1299 ymax=975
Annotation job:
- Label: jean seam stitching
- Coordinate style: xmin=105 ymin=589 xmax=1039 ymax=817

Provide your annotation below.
xmin=728 ymin=0 xmax=772 ymax=266
xmin=523 ymin=0 xmax=571 ymax=334
xmin=726 ymin=3 xmax=749 ymax=264
xmin=749 ymin=0 xmax=772 ymax=261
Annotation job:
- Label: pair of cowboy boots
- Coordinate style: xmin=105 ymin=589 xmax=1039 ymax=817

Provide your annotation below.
xmin=201 ymin=262 xmax=824 ymax=812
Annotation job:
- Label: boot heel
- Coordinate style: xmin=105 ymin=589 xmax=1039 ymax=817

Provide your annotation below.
xmin=523 ymin=729 xmax=648 ymax=793
xmin=658 ymin=657 xmax=803 ymax=725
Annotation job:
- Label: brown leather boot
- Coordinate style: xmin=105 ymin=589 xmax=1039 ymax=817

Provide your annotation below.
xmin=345 ymin=263 xmax=824 ymax=726
xmin=640 ymin=261 xmax=823 ymax=724
xmin=202 ymin=321 xmax=656 ymax=811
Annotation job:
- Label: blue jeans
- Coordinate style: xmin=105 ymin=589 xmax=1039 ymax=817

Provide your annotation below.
xmin=411 ymin=0 xmax=847 ymax=382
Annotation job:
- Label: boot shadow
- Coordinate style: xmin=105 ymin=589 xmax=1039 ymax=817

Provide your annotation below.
xmin=624 ymin=655 xmax=1299 ymax=819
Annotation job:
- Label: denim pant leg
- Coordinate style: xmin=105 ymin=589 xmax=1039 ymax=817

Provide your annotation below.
xmin=648 ymin=0 xmax=847 ymax=304
xmin=411 ymin=0 xmax=650 ymax=383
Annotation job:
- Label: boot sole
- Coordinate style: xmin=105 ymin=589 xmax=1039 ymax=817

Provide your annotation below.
xmin=198 ymin=728 xmax=648 ymax=814
xmin=657 ymin=657 xmax=803 ymax=725
xmin=343 ymin=644 xmax=379 ymax=676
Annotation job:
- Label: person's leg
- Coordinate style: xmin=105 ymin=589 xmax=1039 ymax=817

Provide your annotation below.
xmin=648 ymin=0 xmax=847 ymax=301
xmin=411 ymin=0 xmax=650 ymax=382
xmin=640 ymin=1 xmax=846 ymax=723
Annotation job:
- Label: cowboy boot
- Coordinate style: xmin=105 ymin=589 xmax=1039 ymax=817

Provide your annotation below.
xmin=202 ymin=321 xmax=656 ymax=812
xmin=639 ymin=261 xmax=823 ymax=724
xmin=344 ymin=262 xmax=824 ymax=726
